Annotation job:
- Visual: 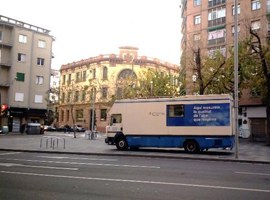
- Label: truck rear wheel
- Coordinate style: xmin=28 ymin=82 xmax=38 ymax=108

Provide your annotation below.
xmin=184 ymin=140 xmax=199 ymax=153
xmin=116 ymin=137 xmax=128 ymax=151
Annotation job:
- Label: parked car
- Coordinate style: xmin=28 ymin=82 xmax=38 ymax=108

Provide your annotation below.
xmin=44 ymin=125 xmax=56 ymax=132
xmin=74 ymin=125 xmax=85 ymax=132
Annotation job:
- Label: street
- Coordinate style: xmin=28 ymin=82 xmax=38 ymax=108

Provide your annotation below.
xmin=0 ymin=151 xmax=269 ymax=199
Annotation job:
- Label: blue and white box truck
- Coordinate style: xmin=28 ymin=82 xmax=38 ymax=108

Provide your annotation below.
xmin=105 ymin=94 xmax=235 ymax=153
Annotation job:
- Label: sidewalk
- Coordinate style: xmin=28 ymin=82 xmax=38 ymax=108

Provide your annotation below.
xmin=0 ymin=131 xmax=270 ymax=164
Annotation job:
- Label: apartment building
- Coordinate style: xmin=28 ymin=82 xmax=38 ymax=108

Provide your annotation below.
xmin=58 ymin=46 xmax=179 ymax=132
xmin=0 ymin=15 xmax=54 ymax=132
xmin=180 ymin=0 xmax=269 ymax=140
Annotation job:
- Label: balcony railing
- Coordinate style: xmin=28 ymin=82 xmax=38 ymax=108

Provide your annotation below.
xmin=208 ymin=0 xmax=226 ymax=8
xmin=208 ymin=17 xmax=226 ymax=28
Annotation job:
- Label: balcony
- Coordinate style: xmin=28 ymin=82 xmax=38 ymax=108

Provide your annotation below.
xmin=208 ymin=0 xmax=226 ymax=8
xmin=208 ymin=17 xmax=226 ymax=28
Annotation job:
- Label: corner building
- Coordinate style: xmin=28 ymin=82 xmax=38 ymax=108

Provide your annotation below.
xmin=59 ymin=46 xmax=179 ymax=132
xmin=0 ymin=15 xmax=54 ymax=132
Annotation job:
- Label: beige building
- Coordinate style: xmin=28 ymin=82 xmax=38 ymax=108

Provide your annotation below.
xmin=0 ymin=15 xmax=54 ymax=132
xmin=180 ymin=0 xmax=269 ymax=140
xmin=58 ymin=46 xmax=179 ymax=132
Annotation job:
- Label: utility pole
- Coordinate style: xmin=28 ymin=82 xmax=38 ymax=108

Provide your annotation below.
xmin=234 ymin=0 xmax=239 ymax=159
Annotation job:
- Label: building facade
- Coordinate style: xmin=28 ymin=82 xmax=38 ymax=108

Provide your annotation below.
xmin=180 ymin=0 xmax=269 ymax=140
xmin=58 ymin=46 xmax=179 ymax=132
xmin=0 ymin=15 xmax=54 ymax=132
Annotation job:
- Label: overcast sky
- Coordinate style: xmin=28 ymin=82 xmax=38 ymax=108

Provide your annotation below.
xmin=1 ymin=0 xmax=181 ymax=69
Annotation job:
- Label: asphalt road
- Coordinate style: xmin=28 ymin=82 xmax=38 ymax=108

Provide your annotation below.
xmin=0 ymin=151 xmax=269 ymax=200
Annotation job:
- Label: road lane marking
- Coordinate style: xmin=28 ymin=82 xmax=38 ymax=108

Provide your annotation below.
xmin=0 ymin=158 xmax=160 ymax=169
xmin=1 ymin=170 xmax=270 ymax=193
xmin=235 ymin=171 xmax=270 ymax=176
xmin=0 ymin=163 xmax=78 ymax=170
xmin=37 ymin=156 xmax=117 ymax=162
xmin=0 ymin=152 xmax=22 ymax=156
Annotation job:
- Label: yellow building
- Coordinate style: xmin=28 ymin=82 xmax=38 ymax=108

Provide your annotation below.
xmin=59 ymin=46 xmax=179 ymax=132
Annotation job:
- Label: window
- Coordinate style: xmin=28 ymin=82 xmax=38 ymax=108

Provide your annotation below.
xmin=19 ymin=34 xmax=27 ymax=43
xmin=36 ymin=76 xmax=44 ymax=85
xmin=68 ymin=74 xmax=71 ymax=85
xmin=92 ymin=69 xmax=96 ymax=79
xmin=62 ymin=75 xmax=66 ymax=85
xmin=232 ymin=4 xmax=240 ymax=15
xmin=251 ymin=0 xmax=261 ymax=11
xmin=34 ymin=95 xmax=43 ymax=103
xmin=38 ymin=40 xmax=46 ymax=48
xmin=82 ymin=71 xmax=86 ymax=81
xmin=16 ymin=72 xmax=25 ymax=82
xmin=81 ymin=91 xmax=86 ymax=101
xmin=76 ymin=109 xmax=84 ymax=122
xmin=194 ymin=15 xmax=201 ymax=25
xmin=100 ymin=109 xmax=107 ymax=121
xmin=76 ymin=72 xmax=81 ymax=82
xmin=18 ymin=53 xmax=26 ymax=62
xmin=208 ymin=28 xmax=226 ymax=40
xmin=251 ymin=20 xmax=261 ymax=31
xmin=193 ymin=33 xmax=201 ymax=41
xmin=208 ymin=46 xmax=226 ymax=58
xmin=208 ymin=7 xmax=226 ymax=20
xmin=267 ymin=0 xmax=270 ymax=12
xmin=67 ymin=92 xmax=71 ymax=103
xmin=168 ymin=105 xmax=184 ymax=117
xmin=61 ymin=92 xmax=65 ymax=103
xmin=0 ymin=31 xmax=2 ymax=42
xmin=103 ymin=67 xmax=108 ymax=80
xmin=194 ymin=0 xmax=201 ymax=6
xmin=75 ymin=91 xmax=79 ymax=102
xmin=37 ymin=58 xmax=45 ymax=66
xmin=101 ymin=87 xmax=108 ymax=98
xmin=15 ymin=93 xmax=24 ymax=102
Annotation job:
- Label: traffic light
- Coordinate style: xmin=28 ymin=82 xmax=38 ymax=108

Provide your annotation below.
xmin=1 ymin=104 xmax=8 ymax=116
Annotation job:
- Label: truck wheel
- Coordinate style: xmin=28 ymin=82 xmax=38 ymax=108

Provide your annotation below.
xmin=116 ymin=137 xmax=128 ymax=151
xmin=184 ymin=140 xmax=199 ymax=153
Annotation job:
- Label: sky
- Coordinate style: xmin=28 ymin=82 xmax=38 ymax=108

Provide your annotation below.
xmin=1 ymin=0 xmax=181 ymax=69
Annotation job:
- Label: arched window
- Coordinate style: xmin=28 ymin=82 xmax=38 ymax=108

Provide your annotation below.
xmin=118 ymin=69 xmax=136 ymax=80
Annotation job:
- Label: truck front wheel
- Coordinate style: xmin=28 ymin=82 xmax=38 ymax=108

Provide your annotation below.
xmin=116 ymin=137 xmax=128 ymax=151
xmin=184 ymin=140 xmax=199 ymax=153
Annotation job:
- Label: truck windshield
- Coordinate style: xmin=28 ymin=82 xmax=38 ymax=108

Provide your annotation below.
xmin=110 ymin=114 xmax=122 ymax=125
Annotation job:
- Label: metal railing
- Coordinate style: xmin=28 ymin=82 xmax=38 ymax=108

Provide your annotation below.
xmin=40 ymin=136 xmax=65 ymax=149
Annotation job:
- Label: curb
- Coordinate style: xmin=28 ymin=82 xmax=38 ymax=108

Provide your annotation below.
xmin=1 ymin=148 xmax=270 ymax=165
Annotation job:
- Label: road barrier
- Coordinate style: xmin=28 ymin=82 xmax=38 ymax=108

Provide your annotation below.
xmin=40 ymin=136 xmax=65 ymax=149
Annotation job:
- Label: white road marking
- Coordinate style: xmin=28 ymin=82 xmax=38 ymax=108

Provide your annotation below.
xmin=235 ymin=171 xmax=270 ymax=176
xmin=1 ymin=170 xmax=270 ymax=193
xmin=1 ymin=158 xmax=160 ymax=169
xmin=0 ymin=152 xmax=22 ymax=156
xmin=0 ymin=162 xmax=78 ymax=170
xmin=38 ymin=156 xmax=117 ymax=162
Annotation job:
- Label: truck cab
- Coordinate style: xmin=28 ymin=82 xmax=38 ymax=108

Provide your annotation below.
xmin=105 ymin=114 xmax=122 ymax=144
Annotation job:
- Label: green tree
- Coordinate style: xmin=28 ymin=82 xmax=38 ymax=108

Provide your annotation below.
xmin=243 ymin=29 xmax=270 ymax=145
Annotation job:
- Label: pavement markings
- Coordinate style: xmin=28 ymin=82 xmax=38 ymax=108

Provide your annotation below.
xmin=0 ymin=162 xmax=78 ymax=170
xmin=0 ymin=152 xmax=22 ymax=156
xmin=1 ymin=170 xmax=270 ymax=193
xmin=0 ymin=158 xmax=160 ymax=169
xmin=37 ymin=155 xmax=118 ymax=162
xmin=235 ymin=171 xmax=270 ymax=176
